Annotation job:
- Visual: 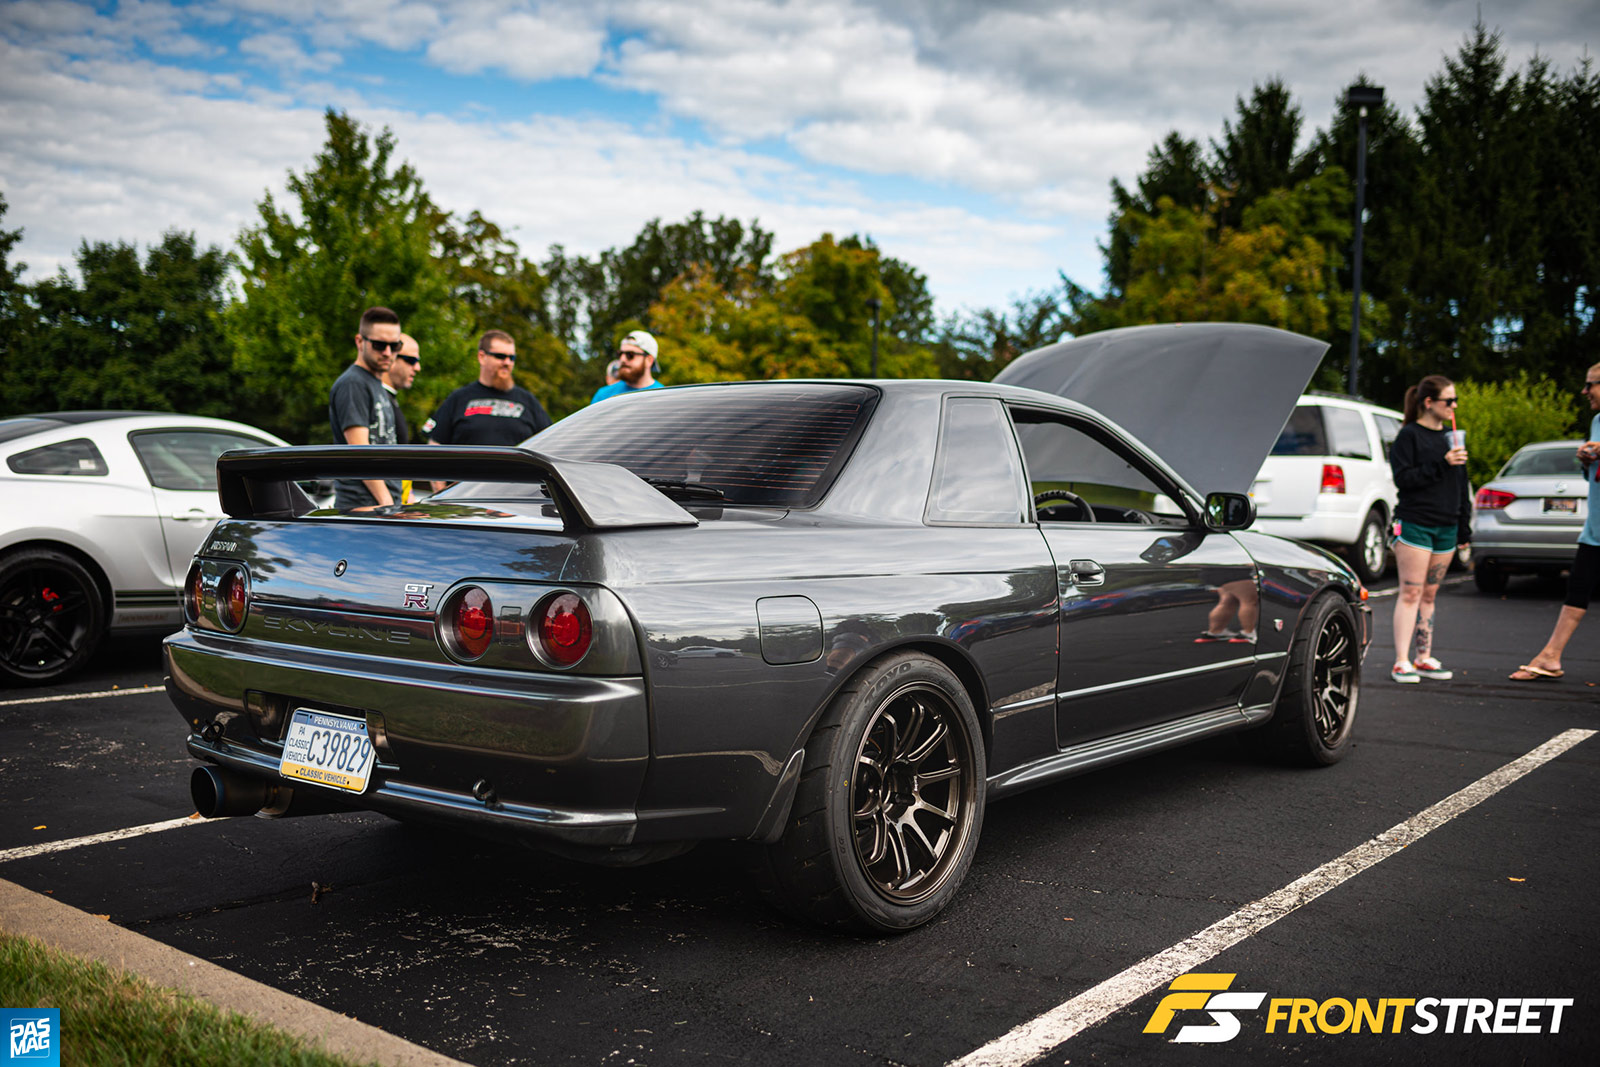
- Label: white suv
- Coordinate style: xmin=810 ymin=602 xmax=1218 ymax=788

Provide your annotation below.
xmin=1249 ymin=394 xmax=1403 ymax=584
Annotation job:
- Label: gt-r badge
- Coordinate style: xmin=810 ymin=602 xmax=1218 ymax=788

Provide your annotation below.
xmin=403 ymin=582 xmax=433 ymax=610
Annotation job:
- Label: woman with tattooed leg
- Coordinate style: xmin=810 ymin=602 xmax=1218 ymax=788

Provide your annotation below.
xmin=1388 ymin=375 xmax=1472 ymax=683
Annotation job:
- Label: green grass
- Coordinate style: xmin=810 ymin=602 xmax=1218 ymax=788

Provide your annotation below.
xmin=0 ymin=932 xmax=376 ymax=1067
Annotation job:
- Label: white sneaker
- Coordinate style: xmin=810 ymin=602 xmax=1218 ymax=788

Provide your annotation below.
xmin=1413 ymin=657 xmax=1453 ymax=680
xmin=1391 ymin=662 xmax=1421 ymax=684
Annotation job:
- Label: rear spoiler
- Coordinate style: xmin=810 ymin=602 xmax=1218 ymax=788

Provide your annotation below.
xmin=215 ymin=445 xmax=698 ymax=530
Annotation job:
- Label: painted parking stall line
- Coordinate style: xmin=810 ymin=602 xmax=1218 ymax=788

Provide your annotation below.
xmin=0 ymin=684 xmax=163 ymax=708
xmin=950 ymin=727 xmax=1596 ymax=1067
xmin=0 ymin=815 xmax=204 ymax=864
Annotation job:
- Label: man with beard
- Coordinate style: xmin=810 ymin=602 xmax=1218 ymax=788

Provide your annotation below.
xmin=328 ymin=306 xmax=404 ymax=509
xmin=591 ymin=330 xmax=663 ymax=403
xmin=422 ymin=330 xmax=551 ymax=446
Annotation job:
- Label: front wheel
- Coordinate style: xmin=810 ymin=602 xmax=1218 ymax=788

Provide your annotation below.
xmin=0 ymin=548 xmax=106 ymax=686
xmin=754 ymin=652 xmax=985 ymax=932
xmin=1254 ymin=594 xmax=1359 ymax=766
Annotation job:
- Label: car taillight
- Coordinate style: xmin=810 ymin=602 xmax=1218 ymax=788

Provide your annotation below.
xmin=1320 ymin=464 xmax=1346 ymax=494
xmin=535 ymin=592 xmax=592 ymax=667
xmin=445 ymin=586 xmax=494 ymax=659
xmin=185 ymin=562 xmax=204 ymax=623
xmin=1476 ymin=487 xmax=1516 ymax=510
xmin=217 ymin=567 xmax=249 ymax=631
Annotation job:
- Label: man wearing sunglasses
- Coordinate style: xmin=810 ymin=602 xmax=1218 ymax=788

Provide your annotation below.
xmin=591 ymin=330 xmax=663 ymax=404
xmin=422 ymin=329 xmax=551 ymax=448
xmin=328 ymin=306 xmax=404 ymax=509
xmin=381 ymin=333 xmax=422 ymax=444
xmin=1509 ymin=363 xmax=1600 ymax=681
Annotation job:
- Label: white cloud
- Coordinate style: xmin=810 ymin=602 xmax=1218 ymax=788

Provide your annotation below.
xmin=239 ymin=32 xmax=342 ymax=74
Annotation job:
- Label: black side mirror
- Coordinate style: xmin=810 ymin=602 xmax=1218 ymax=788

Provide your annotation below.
xmin=1204 ymin=491 xmax=1256 ymax=531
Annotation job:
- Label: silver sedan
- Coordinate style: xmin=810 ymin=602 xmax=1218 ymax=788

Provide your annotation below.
xmin=1 ymin=412 xmax=287 ymax=684
xmin=1470 ymin=439 xmax=1589 ymax=594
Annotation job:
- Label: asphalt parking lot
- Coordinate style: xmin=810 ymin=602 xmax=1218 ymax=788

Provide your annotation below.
xmin=2 ymin=573 xmax=1596 ymax=1066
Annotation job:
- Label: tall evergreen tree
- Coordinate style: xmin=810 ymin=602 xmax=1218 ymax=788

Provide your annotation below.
xmin=1211 ymin=78 xmax=1315 ymax=229
xmin=1105 ymin=132 xmax=1208 ymax=296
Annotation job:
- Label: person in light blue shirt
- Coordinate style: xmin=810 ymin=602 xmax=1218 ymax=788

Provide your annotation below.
xmin=1509 ymin=362 xmax=1600 ymax=680
xmin=592 ymin=330 xmax=664 ymax=403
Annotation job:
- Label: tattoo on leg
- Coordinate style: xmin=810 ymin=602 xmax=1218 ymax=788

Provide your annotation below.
xmin=1426 ymin=563 xmax=1448 ymax=585
xmin=1415 ymin=617 xmax=1433 ymax=659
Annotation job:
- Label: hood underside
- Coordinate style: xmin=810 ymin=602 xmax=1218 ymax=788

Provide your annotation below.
xmin=994 ymin=322 xmax=1328 ymax=495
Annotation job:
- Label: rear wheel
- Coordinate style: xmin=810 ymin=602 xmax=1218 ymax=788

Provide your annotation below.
xmin=1345 ymin=509 xmax=1389 ymax=584
xmin=0 ymin=548 xmax=106 ymax=686
xmin=1474 ymin=559 xmax=1508 ymax=595
xmin=754 ymin=652 xmax=985 ymax=932
xmin=1255 ymin=594 xmax=1359 ymax=766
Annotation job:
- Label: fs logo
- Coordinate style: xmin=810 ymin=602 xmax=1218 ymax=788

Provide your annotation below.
xmin=4 ymin=1008 xmax=58 ymax=1064
xmin=402 ymin=583 xmax=433 ymax=610
xmin=1144 ymin=973 xmax=1266 ymax=1043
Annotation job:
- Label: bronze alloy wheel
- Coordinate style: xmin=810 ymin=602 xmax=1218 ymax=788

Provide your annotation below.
xmin=1311 ymin=609 xmax=1357 ymax=749
xmin=849 ymin=682 xmax=977 ymax=905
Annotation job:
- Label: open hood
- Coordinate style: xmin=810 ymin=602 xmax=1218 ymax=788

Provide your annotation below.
xmin=993 ymin=322 xmax=1328 ymax=495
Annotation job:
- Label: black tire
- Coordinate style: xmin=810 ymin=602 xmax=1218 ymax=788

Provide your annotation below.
xmin=1256 ymin=594 xmax=1359 ymax=766
xmin=1474 ymin=559 xmax=1507 ymax=595
xmin=1345 ymin=509 xmax=1389 ymax=584
xmin=0 ymin=548 xmax=107 ymax=686
xmin=753 ymin=652 xmax=985 ymax=932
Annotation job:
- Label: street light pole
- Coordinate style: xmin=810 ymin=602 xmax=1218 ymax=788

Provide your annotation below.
xmin=866 ymin=298 xmax=882 ymax=377
xmin=1346 ymin=84 xmax=1383 ymax=397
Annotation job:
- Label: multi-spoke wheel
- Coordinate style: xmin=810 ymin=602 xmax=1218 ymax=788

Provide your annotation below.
xmin=1255 ymin=593 xmax=1359 ymax=766
xmin=0 ymin=548 xmax=106 ymax=686
xmin=755 ymin=651 xmax=985 ymax=932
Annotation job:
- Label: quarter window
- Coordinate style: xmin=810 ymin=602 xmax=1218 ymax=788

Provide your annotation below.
xmin=1324 ymin=406 xmax=1373 ymax=459
xmin=925 ymin=398 xmax=1027 ymax=524
xmin=130 ymin=431 xmax=273 ymax=491
xmin=7 ymin=438 xmax=108 ymax=476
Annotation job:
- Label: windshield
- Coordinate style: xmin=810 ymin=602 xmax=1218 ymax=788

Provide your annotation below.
xmin=446 ymin=383 xmax=879 ymax=508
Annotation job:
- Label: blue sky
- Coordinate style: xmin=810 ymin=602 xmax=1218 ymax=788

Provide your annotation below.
xmin=1 ymin=0 xmax=1594 ymax=316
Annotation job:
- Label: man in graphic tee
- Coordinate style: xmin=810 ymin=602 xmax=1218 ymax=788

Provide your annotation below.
xmin=328 ymin=306 xmax=404 ymax=509
xmin=422 ymin=330 xmax=552 ymax=447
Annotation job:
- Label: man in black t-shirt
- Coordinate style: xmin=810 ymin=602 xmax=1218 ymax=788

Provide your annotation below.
xmin=328 ymin=306 xmax=404 ymax=509
xmin=422 ymin=330 xmax=551 ymax=447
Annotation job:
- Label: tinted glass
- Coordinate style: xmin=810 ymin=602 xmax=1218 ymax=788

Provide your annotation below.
xmin=525 ymin=384 xmax=879 ymax=508
xmin=6 ymin=438 xmax=108 ymax=476
xmin=1501 ymin=448 xmax=1585 ymax=477
xmin=925 ymin=398 xmax=1026 ymax=524
xmin=1324 ymin=406 xmax=1373 ymax=459
xmin=130 ymin=430 xmax=274 ymax=491
xmin=1270 ymin=405 xmax=1328 ymax=456
xmin=1373 ymin=414 xmax=1401 ymax=460
xmin=1012 ymin=412 xmax=1172 ymax=520
xmin=0 ymin=418 xmax=65 ymax=445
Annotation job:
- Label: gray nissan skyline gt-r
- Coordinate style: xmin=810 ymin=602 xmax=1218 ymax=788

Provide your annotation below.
xmin=165 ymin=323 xmax=1370 ymax=933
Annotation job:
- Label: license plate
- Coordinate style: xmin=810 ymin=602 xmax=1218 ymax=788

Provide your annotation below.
xmin=1544 ymin=497 xmax=1578 ymax=513
xmin=279 ymin=709 xmax=376 ymax=793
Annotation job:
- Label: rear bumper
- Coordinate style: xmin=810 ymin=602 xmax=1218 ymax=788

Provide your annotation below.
xmin=165 ymin=629 xmax=652 ymax=846
xmin=1469 ymin=517 xmax=1582 ymax=568
xmin=1252 ymin=511 xmax=1365 ymax=547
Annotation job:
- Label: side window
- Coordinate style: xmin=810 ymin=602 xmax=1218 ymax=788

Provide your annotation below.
xmin=1011 ymin=412 xmax=1177 ymax=524
xmin=925 ymin=398 xmax=1027 ymax=524
xmin=130 ymin=430 xmax=272 ymax=492
xmin=1270 ymin=405 xmax=1328 ymax=456
xmin=6 ymin=438 xmax=109 ymax=476
xmin=1324 ymin=406 xmax=1373 ymax=459
xmin=1373 ymin=414 xmax=1401 ymax=461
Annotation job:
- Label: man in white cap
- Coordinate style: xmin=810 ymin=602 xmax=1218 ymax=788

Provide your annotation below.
xmin=591 ymin=329 xmax=663 ymax=403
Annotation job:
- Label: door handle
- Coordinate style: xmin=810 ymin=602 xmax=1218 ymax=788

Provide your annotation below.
xmin=1068 ymin=559 xmax=1105 ymax=586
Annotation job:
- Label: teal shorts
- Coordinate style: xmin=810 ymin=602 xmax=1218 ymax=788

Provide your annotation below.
xmin=1397 ymin=519 xmax=1457 ymax=554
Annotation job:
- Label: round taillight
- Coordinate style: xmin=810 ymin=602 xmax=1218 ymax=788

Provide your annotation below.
xmin=217 ymin=567 xmax=249 ymax=631
xmin=448 ymin=586 xmax=494 ymax=659
xmin=184 ymin=563 xmax=204 ymax=623
xmin=536 ymin=592 xmax=592 ymax=667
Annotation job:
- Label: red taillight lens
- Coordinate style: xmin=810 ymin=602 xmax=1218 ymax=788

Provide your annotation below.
xmin=1476 ymin=487 xmax=1516 ymax=509
xmin=450 ymin=587 xmax=493 ymax=659
xmin=1319 ymin=464 xmax=1346 ymax=494
xmin=536 ymin=592 xmax=592 ymax=667
xmin=185 ymin=563 xmax=204 ymax=623
xmin=217 ymin=567 xmax=248 ymax=631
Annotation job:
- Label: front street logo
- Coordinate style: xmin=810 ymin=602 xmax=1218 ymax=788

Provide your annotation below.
xmin=1144 ymin=973 xmax=1574 ymax=1041
xmin=1144 ymin=973 xmax=1266 ymax=1042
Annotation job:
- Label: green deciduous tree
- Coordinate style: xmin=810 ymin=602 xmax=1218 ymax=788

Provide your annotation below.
xmin=1455 ymin=375 xmax=1585 ymax=486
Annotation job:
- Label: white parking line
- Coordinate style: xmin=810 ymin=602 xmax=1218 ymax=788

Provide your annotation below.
xmin=0 ymin=684 xmax=164 ymax=708
xmin=0 ymin=815 xmax=203 ymax=864
xmin=949 ymin=727 xmax=1596 ymax=1067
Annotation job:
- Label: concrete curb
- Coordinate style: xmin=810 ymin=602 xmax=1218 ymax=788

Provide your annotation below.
xmin=0 ymin=878 xmax=471 ymax=1067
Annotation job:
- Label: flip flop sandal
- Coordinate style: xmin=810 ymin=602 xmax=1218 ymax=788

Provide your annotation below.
xmin=1509 ymin=665 xmax=1563 ymax=681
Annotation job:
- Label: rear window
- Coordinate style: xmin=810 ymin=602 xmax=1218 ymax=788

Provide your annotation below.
xmin=509 ymin=383 xmax=879 ymax=508
xmin=7 ymin=438 xmax=109 ymax=476
xmin=1501 ymin=447 xmax=1584 ymax=478
xmin=130 ymin=430 xmax=276 ymax=491
xmin=1270 ymin=405 xmax=1328 ymax=456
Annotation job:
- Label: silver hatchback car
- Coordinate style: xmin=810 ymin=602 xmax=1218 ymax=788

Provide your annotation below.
xmin=1471 ymin=440 xmax=1589 ymax=593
